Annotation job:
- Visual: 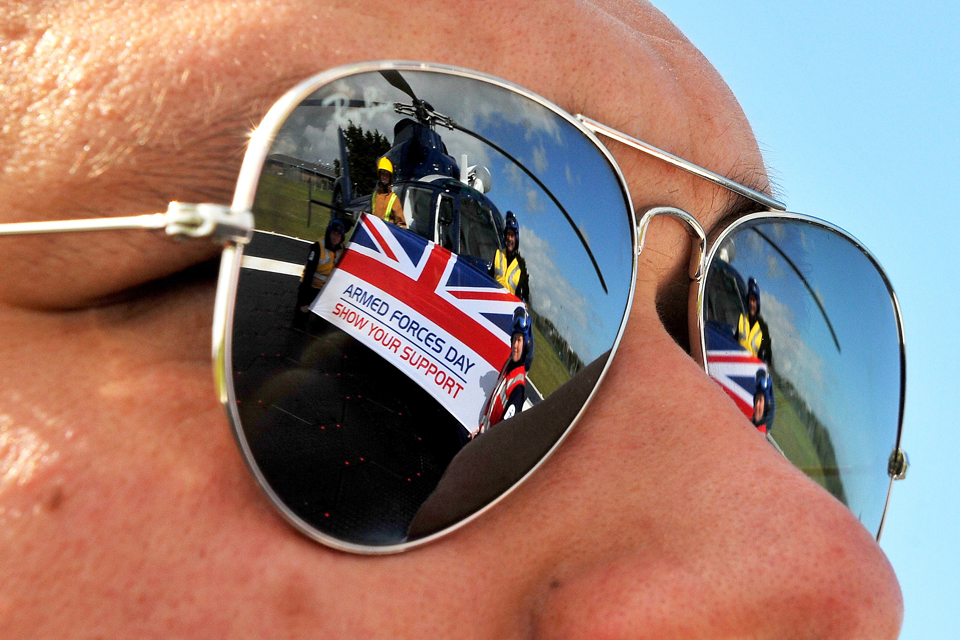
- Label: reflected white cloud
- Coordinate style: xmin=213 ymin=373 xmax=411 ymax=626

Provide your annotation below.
xmin=525 ymin=188 xmax=543 ymax=212
xmin=532 ymin=145 xmax=548 ymax=174
xmin=522 ymin=228 xmax=599 ymax=360
xmin=765 ymin=254 xmax=784 ymax=280
xmin=442 ymin=76 xmax=563 ymax=144
xmin=762 ymin=294 xmax=834 ymax=426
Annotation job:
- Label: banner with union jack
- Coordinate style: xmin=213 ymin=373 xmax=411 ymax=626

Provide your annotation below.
xmin=310 ymin=213 xmax=524 ymax=433
xmin=704 ymin=325 xmax=769 ymax=418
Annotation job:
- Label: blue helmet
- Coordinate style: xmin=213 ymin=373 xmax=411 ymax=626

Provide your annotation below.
xmin=325 ymin=217 xmax=346 ymax=248
xmin=512 ymin=306 xmax=531 ymax=338
xmin=504 ymin=211 xmax=520 ymax=249
xmin=511 ymin=306 xmax=533 ymax=366
xmin=755 ymin=369 xmax=772 ymax=398
xmin=747 ymin=277 xmax=761 ymax=314
xmin=512 ymin=306 xmax=535 ymax=371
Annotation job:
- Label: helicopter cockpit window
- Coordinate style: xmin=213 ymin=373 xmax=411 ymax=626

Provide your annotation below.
xmin=458 ymin=197 xmax=500 ymax=265
xmin=705 ymin=265 xmax=746 ymax=329
xmin=403 ymin=186 xmax=434 ymax=238
xmin=437 ymin=193 xmax=456 ymax=252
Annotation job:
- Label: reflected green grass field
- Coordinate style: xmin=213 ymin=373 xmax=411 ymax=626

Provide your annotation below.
xmin=769 ymin=377 xmax=847 ymax=506
xmin=527 ymin=325 xmax=571 ymax=398
xmin=253 ymin=173 xmax=333 ymax=241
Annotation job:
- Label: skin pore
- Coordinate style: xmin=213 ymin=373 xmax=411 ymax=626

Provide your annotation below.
xmin=0 ymin=1 xmax=902 ymax=638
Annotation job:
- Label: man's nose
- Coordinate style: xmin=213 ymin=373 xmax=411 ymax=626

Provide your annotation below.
xmin=522 ymin=303 xmax=903 ymax=639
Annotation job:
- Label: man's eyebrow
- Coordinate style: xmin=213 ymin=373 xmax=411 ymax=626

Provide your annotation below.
xmin=709 ymin=170 xmax=782 ymax=238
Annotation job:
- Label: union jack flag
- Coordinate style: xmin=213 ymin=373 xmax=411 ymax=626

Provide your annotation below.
xmin=704 ymin=324 xmax=769 ymax=418
xmin=311 ymin=213 xmax=524 ymax=430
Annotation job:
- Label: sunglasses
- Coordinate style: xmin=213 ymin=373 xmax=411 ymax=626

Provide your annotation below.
xmin=0 ymin=61 xmax=907 ymax=553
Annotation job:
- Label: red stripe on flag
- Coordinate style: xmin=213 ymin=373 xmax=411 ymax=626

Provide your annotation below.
xmin=707 ymin=354 xmax=763 ymax=365
xmin=338 ymin=248 xmax=511 ymax=369
xmin=362 ymin=216 xmax=398 ymax=262
xmin=715 ymin=379 xmax=753 ymax=419
xmin=448 ymin=289 xmax=519 ymax=302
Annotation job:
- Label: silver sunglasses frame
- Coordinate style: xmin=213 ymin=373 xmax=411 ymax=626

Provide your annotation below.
xmin=217 ymin=61 xmax=644 ymax=554
xmin=0 ymin=60 xmax=906 ymax=552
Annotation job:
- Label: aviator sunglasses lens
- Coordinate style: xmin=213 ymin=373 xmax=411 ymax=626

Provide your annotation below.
xmin=702 ymin=216 xmax=904 ymax=536
xmin=225 ymin=66 xmax=635 ymax=549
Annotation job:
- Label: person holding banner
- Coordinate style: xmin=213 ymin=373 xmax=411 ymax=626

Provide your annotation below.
xmin=371 ymin=157 xmax=407 ymax=228
xmin=294 ymin=218 xmax=346 ymax=328
xmin=479 ymin=307 xmax=531 ymax=434
xmin=751 ymin=369 xmax=774 ymax=434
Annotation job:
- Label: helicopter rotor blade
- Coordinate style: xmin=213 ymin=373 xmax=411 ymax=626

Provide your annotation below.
xmin=379 ymin=70 xmax=419 ymax=102
xmin=450 ymin=123 xmax=608 ymax=294
xmin=298 ymin=98 xmax=385 ymax=108
xmin=749 ymin=227 xmax=842 ymax=353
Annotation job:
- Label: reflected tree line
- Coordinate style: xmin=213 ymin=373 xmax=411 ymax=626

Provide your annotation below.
xmin=531 ymin=310 xmax=584 ymax=376
xmin=333 ymin=121 xmax=392 ymax=199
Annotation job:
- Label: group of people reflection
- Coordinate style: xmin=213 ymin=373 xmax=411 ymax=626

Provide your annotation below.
xmin=292 ymin=153 xmax=536 ymax=436
xmin=737 ymin=277 xmax=774 ymax=434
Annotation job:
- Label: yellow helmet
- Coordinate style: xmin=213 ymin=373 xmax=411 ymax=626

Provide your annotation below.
xmin=377 ymin=157 xmax=393 ymax=175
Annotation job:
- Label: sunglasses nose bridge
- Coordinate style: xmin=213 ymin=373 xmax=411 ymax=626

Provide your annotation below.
xmin=636 ymin=206 xmax=707 ymax=282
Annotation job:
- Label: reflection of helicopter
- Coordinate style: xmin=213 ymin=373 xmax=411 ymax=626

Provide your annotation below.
xmin=315 ymin=70 xmax=607 ymax=289
xmin=325 ymin=71 xmax=506 ymax=273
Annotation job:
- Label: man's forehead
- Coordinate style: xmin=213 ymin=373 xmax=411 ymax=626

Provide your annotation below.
xmin=6 ymin=5 xmax=761 ymax=160
xmin=1 ymin=2 xmax=767 ymax=285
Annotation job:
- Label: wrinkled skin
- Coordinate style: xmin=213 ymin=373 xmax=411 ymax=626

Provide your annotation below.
xmin=0 ymin=1 xmax=902 ymax=638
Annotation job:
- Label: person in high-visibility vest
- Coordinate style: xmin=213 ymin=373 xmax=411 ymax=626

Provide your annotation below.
xmin=370 ymin=157 xmax=406 ymax=228
xmin=737 ymin=277 xmax=772 ymax=365
xmin=294 ymin=218 xmax=346 ymax=328
xmin=478 ymin=307 xmax=532 ymax=435
xmin=490 ymin=211 xmax=530 ymax=303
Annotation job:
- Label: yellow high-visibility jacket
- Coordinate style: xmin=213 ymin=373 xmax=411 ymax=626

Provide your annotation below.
xmin=371 ymin=191 xmax=406 ymax=227
xmin=493 ymin=250 xmax=522 ymax=295
xmin=738 ymin=313 xmax=763 ymax=357
xmin=310 ymin=245 xmax=341 ymax=288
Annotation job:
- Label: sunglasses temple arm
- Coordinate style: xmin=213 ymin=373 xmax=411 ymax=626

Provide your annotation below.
xmin=0 ymin=202 xmax=254 ymax=245
xmin=577 ymin=116 xmax=787 ymax=212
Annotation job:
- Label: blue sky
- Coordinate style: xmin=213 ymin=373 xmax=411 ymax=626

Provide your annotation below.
xmin=655 ymin=1 xmax=960 ymax=636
